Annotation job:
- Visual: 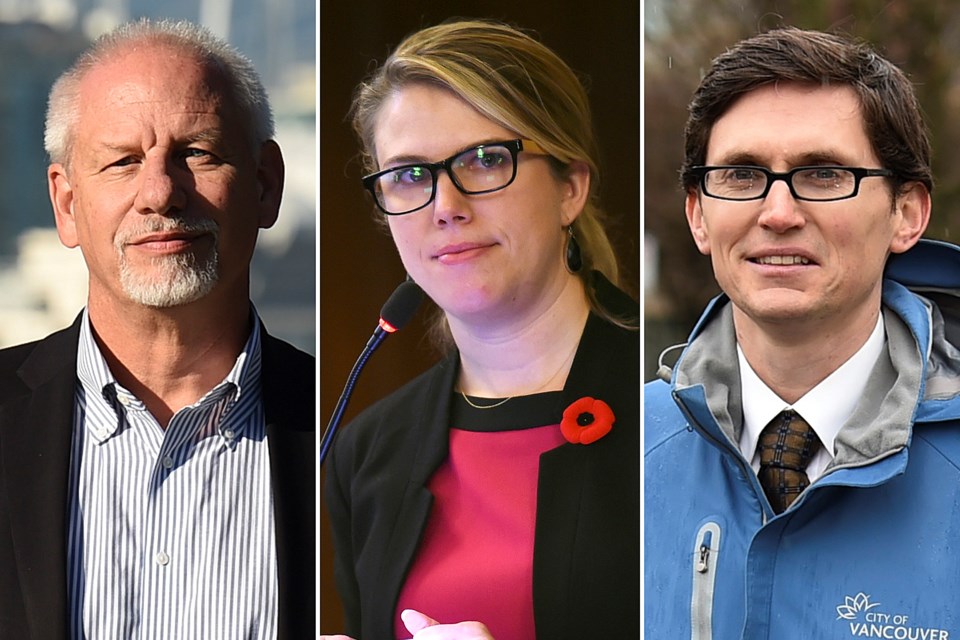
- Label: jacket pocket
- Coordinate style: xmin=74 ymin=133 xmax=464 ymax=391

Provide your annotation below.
xmin=691 ymin=521 xmax=721 ymax=640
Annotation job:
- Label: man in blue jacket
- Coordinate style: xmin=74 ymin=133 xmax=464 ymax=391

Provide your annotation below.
xmin=645 ymin=27 xmax=960 ymax=638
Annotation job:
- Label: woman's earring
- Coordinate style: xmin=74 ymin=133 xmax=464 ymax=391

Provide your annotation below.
xmin=565 ymin=225 xmax=582 ymax=273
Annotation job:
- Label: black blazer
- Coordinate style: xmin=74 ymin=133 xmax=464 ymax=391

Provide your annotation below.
xmin=0 ymin=316 xmax=316 ymax=639
xmin=326 ymin=276 xmax=639 ymax=639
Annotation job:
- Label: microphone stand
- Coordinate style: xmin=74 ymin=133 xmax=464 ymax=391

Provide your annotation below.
xmin=320 ymin=281 xmax=423 ymax=465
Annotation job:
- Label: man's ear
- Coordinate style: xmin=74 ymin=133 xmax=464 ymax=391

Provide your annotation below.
xmin=686 ymin=190 xmax=711 ymax=255
xmin=890 ymin=182 xmax=931 ymax=254
xmin=49 ymin=163 xmax=79 ymax=248
xmin=256 ymin=140 xmax=285 ymax=229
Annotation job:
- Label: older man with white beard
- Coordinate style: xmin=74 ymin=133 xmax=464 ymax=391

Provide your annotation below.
xmin=0 ymin=19 xmax=315 ymax=640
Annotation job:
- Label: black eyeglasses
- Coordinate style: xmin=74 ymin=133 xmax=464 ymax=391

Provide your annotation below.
xmin=362 ymin=138 xmax=548 ymax=215
xmin=691 ymin=165 xmax=895 ymax=202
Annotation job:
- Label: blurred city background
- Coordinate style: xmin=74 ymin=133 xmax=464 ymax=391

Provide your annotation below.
xmin=644 ymin=0 xmax=959 ymax=379
xmin=0 ymin=0 xmax=316 ymax=353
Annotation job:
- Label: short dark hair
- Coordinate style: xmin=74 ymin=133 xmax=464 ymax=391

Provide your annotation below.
xmin=681 ymin=27 xmax=932 ymax=195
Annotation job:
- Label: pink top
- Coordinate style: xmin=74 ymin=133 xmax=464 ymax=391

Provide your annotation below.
xmin=394 ymin=393 xmax=566 ymax=639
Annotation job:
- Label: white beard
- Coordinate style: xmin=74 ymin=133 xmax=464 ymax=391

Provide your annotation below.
xmin=115 ymin=217 xmax=220 ymax=308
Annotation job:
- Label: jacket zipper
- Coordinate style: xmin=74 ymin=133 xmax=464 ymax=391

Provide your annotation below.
xmin=691 ymin=521 xmax=721 ymax=640
xmin=673 ymin=391 xmax=771 ymax=526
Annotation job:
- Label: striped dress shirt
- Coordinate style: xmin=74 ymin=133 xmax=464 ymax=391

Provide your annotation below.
xmin=66 ymin=312 xmax=278 ymax=639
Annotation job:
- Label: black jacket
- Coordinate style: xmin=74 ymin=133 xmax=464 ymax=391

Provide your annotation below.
xmin=326 ymin=276 xmax=639 ymax=639
xmin=0 ymin=316 xmax=316 ymax=639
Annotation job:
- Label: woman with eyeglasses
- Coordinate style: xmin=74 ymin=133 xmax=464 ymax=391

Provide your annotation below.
xmin=324 ymin=19 xmax=639 ymax=640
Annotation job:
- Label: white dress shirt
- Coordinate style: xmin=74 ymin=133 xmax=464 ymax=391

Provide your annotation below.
xmin=66 ymin=311 xmax=278 ymax=640
xmin=737 ymin=313 xmax=885 ymax=483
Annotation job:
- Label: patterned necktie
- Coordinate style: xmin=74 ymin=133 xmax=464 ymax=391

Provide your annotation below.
xmin=757 ymin=409 xmax=822 ymax=514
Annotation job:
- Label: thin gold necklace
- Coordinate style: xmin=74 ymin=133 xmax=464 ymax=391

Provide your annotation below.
xmin=460 ymin=390 xmax=513 ymax=410
xmin=458 ymin=335 xmax=580 ymax=410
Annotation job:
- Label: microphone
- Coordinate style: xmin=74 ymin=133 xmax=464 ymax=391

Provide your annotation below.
xmin=319 ymin=280 xmax=424 ymax=465
xmin=655 ymin=342 xmax=688 ymax=384
xmin=377 ymin=279 xmax=424 ymax=335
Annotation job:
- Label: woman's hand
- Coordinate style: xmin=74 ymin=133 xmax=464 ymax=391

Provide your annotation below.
xmin=400 ymin=609 xmax=495 ymax=639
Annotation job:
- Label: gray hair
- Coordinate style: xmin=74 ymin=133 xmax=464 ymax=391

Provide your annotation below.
xmin=44 ymin=18 xmax=274 ymax=166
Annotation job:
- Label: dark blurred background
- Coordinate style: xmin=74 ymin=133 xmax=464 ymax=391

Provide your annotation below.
xmin=644 ymin=0 xmax=960 ymax=379
xmin=319 ymin=1 xmax=640 ymax=632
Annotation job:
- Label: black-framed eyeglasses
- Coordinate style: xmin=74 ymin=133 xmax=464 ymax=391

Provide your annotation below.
xmin=361 ymin=138 xmax=548 ymax=215
xmin=691 ymin=165 xmax=895 ymax=202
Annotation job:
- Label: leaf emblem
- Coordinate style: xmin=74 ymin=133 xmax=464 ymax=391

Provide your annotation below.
xmin=836 ymin=593 xmax=881 ymax=620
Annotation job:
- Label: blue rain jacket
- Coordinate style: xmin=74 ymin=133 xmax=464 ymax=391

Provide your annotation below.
xmin=645 ymin=240 xmax=960 ymax=639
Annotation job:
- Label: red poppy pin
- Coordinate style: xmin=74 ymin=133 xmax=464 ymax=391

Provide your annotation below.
xmin=561 ymin=397 xmax=615 ymax=445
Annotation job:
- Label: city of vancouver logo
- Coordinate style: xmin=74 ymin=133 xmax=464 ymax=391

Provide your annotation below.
xmin=836 ymin=593 xmax=950 ymax=639
xmin=837 ymin=593 xmax=881 ymax=620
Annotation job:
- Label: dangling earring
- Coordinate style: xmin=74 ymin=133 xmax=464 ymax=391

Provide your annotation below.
xmin=565 ymin=225 xmax=582 ymax=274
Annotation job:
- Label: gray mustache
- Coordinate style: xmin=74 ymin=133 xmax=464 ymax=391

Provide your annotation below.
xmin=115 ymin=217 xmax=220 ymax=247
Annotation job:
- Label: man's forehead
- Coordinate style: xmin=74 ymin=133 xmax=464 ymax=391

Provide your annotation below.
xmin=706 ymin=81 xmax=871 ymax=163
xmin=75 ymin=49 xmax=228 ymax=119
xmin=722 ymin=81 xmax=863 ymax=119
xmin=82 ymin=43 xmax=224 ymax=97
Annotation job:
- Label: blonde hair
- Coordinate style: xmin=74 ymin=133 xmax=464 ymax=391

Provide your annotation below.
xmin=351 ymin=19 xmax=631 ymax=348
